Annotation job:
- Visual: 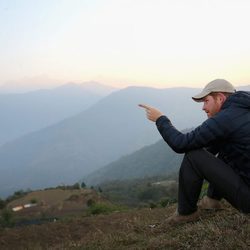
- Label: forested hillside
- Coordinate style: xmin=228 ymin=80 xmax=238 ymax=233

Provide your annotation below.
xmin=84 ymin=139 xmax=183 ymax=185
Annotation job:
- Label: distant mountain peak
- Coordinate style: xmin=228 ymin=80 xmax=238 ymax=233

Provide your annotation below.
xmin=48 ymin=81 xmax=118 ymax=96
xmin=80 ymin=81 xmax=119 ymax=96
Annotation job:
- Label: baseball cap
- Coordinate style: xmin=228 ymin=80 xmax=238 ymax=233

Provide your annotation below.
xmin=192 ymin=79 xmax=236 ymax=102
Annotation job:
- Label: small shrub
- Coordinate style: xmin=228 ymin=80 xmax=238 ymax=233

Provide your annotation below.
xmin=0 ymin=198 xmax=6 ymax=209
xmin=87 ymin=203 xmax=120 ymax=215
xmin=30 ymin=198 xmax=37 ymax=204
xmin=0 ymin=209 xmax=14 ymax=227
xmin=149 ymin=202 xmax=157 ymax=209
xmin=87 ymin=199 xmax=95 ymax=207
xmin=160 ymin=198 xmax=169 ymax=207
xmin=159 ymin=197 xmax=177 ymax=207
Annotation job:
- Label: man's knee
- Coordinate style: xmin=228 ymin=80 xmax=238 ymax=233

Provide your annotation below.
xmin=180 ymin=148 xmax=211 ymax=174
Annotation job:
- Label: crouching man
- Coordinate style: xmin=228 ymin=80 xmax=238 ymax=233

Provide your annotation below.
xmin=139 ymin=79 xmax=250 ymax=225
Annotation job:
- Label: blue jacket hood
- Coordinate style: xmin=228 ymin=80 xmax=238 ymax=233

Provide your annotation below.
xmin=223 ymin=91 xmax=250 ymax=110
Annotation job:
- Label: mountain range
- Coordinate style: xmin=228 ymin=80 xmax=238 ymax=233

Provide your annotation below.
xmin=0 ymin=81 xmax=116 ymax=145
xmin=0 ymin=84 xmax=249 ymax=198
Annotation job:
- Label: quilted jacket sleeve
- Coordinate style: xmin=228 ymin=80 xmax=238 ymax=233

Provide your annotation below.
xmin=155 ymin=111 xmax=232 ymax=153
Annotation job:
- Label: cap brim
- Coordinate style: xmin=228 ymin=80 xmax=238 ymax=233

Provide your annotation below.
xmin=192 ymin=90 xmax=210 ymax=102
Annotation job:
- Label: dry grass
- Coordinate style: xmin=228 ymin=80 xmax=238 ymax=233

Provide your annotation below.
xmin=0 ymin=201 xmax=249 ymax=250
xmin=7 ymin=189 xmax=95 ymax=208
xmin=5 ymin=189 xmax=107 ymax=219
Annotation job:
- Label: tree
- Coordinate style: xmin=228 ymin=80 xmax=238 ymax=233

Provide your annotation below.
xmin=81 ymin=182 xmax=86 ymax=189
xmin=0 ymin=198 xmax=5 ymax=209
xmin=0 ymin=209 xmax=14 ymax=227
xmin=72 ymin=182 xmax=80 ymax=190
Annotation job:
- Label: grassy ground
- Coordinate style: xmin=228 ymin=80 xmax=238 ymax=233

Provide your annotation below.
xmin=0 ymin=201 xmax=249 ymax=250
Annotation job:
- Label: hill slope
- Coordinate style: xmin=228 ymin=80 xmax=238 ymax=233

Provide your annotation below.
xmin=0 ymin=202 xmax=249 ymax=249
xmin=84 ymin=139 xmax=183 ymax=185
xmin=6 ymin=188 xmax=107 ymax=219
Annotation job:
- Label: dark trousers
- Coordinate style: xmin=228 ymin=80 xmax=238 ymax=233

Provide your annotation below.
xmin=178 ymin=149 xmax=250 ymax=215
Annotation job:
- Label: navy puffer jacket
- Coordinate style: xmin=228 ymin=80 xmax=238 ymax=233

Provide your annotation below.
xmin=156 ymin=91 xmax=250 ymax=185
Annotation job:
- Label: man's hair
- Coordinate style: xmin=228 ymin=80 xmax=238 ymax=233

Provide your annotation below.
xmin=210 ymin=92 xmax=233 ymax=99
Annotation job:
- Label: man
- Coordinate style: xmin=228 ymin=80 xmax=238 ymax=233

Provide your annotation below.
xmin=139 ymin=79 xmax=250 ymax=225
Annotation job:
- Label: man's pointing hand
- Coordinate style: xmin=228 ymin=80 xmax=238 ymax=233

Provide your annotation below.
xmin=138 ymin=104 xmax=164 ymax=122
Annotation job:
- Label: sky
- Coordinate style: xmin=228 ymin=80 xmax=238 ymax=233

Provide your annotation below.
xmin=0 ymin=0 xmax=250 ymax=90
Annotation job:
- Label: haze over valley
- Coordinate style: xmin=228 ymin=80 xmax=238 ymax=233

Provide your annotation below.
xmin=0 ymin=82 xmax=249 ymax=198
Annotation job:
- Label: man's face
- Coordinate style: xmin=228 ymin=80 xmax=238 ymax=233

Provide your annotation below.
xmin=202 ymin=94 xmax=222 ymax=118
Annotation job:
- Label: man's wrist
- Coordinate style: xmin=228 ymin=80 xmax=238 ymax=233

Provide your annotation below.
xmin=156 ymin=115 xmax=167 ymax=124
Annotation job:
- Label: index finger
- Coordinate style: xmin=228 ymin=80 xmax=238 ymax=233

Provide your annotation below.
xmin=138 ymin=104 xmax=151 ymax=110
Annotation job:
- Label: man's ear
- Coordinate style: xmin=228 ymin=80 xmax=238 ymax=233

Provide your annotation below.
xmin=217 ymin=92 xmax=227 ymax=104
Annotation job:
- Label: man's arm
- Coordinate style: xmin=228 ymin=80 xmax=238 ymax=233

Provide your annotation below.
xmin=139 ymin=103 xmax=230 ymax=153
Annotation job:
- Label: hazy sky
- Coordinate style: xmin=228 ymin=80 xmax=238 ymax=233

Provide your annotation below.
xmin=0 ymin=0 xmax=250 ymax=89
